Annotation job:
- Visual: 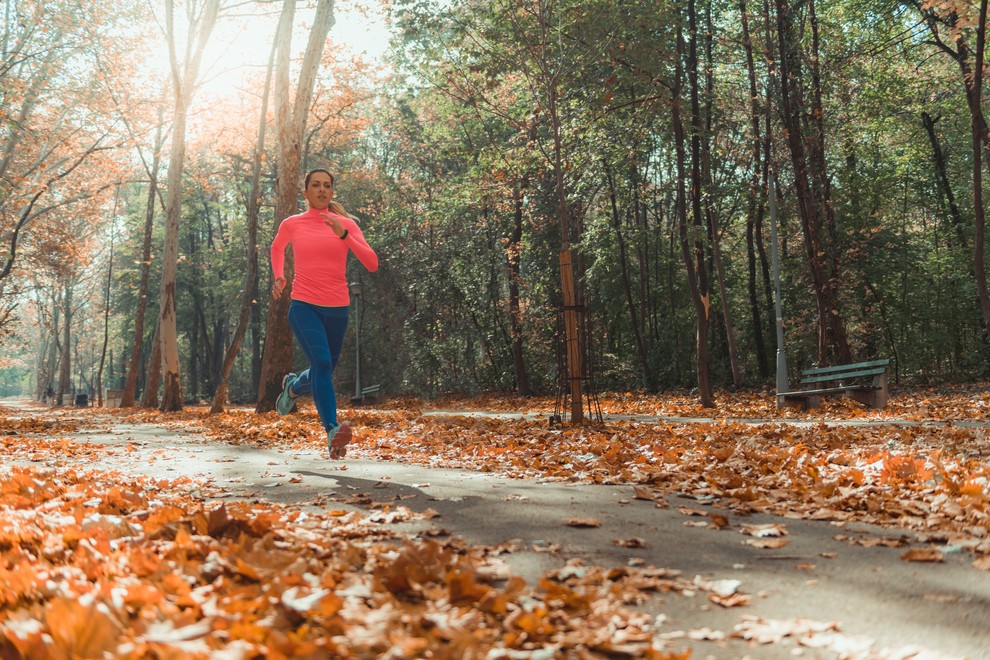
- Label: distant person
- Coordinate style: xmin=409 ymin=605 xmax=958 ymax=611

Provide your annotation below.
xmin=270 ymin=168 xmax=378 ymax=459
xmin=44 ymin=384 xmax=53 ymax=404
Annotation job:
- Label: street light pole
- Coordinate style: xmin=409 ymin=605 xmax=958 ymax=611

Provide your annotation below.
xmin=349 ymin=281 xmax=362 ymax=401
xmin=769 ymin=171 xmax=790 ymax=407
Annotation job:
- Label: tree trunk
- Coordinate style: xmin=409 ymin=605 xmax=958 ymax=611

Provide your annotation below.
xmin=678 ymin=1 xmax=714 ymax=407
xmin=140 ymin=319 xmax=162 ymax=408
xmin=921 ymin=112 xmax=968 ymax=249
xmin=256 ymin=0 xmax=337 ymax=412
xmin=120 ymin=107 xmax=165 ymax=407
xmin=775 ymin=0 xmax=851 ymax=365
xmin=548 ymin=83 xmax=584 ymax=422
xmin=807 ymin=0 xmax=851 ymax=363
xmin=47 ymin=295 xmax=60 ymax=402
xmin=212 ymin=39 xmax=276 ymax=414
xmin=972 ymin=0 xmax=990 ymax=337
xmin=698 ymin=0 xmax=741 ymax=388
xmin=914 ymin=0 xmax=990 ymax=340
xmin=56 ymin=280 xmax=72 ymax=406
xmin=634 ymin=164 xmax=653 ymax=355
xmin=508 ymin=182 xmax=530 ymax=396
xmin=604 ymin=159 xmax=655 ymax=389
xmin=157 ymin=0 xmax=220 ymax=412
xmin=33 ymin=288 xmax=58 ymax=402
xmin=741 ymin=0 xmax=770 ymax=380
xmin=760 ymin=0 xmax=778 ymax=362
xmin=96 ymin=202 xmax=116 ymax=407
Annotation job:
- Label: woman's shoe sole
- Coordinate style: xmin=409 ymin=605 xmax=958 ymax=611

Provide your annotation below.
xmin=328 ymin=424 xmax=352 ymax=459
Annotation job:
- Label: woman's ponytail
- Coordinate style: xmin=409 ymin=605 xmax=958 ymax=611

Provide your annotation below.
xmin=327 ymin=200 xmax=351 ymax=218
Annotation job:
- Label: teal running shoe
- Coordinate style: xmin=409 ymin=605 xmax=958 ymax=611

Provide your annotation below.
xmin=276 ymin=372 xmax=297 ymax=415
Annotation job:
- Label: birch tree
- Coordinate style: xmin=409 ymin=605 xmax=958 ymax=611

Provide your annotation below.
xmin=156 ymin=0 xmax=220 ymax=411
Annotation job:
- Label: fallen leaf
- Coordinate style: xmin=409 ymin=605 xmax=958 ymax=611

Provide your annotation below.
xmin=740 ymin=523 xmax=788 ymax=538
xmin=709 ymin=592 xmax=751 ymax=608
xmin=901 ymin=547 xmax=944 ymax=563
xmin=613 ymin=537 xmax=648 ymax=548
xmin=745 ymin=538 xmax=791 ymax=549
xmin=566 ymin=518 xmax=601 ymax=528
xmin=632 ymin=486 xmax=655 ymax=500
xmin=708 ymin=513 xmax=730 ymax=529
xmin=678 ymin=507 xmax=709 ymax=517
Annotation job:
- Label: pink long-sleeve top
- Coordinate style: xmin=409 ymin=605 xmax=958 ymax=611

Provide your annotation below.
xmin=270 ymin=208 xmax=379 ymax=307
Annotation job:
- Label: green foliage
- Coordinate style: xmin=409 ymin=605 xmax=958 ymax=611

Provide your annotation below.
xmin=5 ymin=0 xmax=990 ymax=401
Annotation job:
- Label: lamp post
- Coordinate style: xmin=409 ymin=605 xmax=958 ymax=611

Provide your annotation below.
xmin=349 ymin=281 xmax=363 ymax=402
xmin=769 ymin=171 xmax=790 ymax=407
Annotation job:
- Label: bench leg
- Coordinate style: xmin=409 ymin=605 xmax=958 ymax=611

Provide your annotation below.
xmin=850 ymin=388 xmax=888 ymax=409
xmin=850 ymin=372 xmax=889 ymax=409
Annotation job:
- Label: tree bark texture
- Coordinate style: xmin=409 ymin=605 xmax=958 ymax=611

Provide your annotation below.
xmin=157 ymin=0 xmax=220 ymax=412
xmin=775 ymin=0 xmax=851 ymax=365
xmin=120 ymin=105 xmax=165 ymax=408
xmin=677 ymin=2 xmax=714 ymax=407
xmin=213 ymin=39 xmax=276 ymax=413
xmin=921 ymin=112 xmax=968 ymax=249
xmin=741 ymin=0 xmax=770 ymax=380
xmin=256 ymin=0 xmax=336 ymax=413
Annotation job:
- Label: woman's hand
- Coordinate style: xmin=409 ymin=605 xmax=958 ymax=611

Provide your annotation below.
xmin=321 ymin=211 xmax=346 ymax=238
xmin=272 ymin=276 xmax=287 ymax=299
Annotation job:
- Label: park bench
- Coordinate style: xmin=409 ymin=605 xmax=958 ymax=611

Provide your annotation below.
xmin=350 ymin=383 xmax=382 ymax=405
xmin=778 ymin=358 xmax=890 ymax=410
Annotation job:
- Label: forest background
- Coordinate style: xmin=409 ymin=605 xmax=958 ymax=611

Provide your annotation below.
xmin=1 ymin=0 xmax=988 ymax=414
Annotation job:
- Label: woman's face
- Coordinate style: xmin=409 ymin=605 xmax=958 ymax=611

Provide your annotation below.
xmin=303 ymin=171 xmax=334 ymax=210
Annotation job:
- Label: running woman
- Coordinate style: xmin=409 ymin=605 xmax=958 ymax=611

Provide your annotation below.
xmin=271 ymin=168 xmax=379 ymax=458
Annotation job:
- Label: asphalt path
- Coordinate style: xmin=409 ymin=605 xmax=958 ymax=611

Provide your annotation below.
xmin=3 ymin=402 xmax=989 ymax=658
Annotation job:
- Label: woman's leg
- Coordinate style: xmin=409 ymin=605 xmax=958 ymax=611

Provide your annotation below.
xmin=319 ymin=307 xmax=349 ymax=426
xmin=288 ymin=301 xmax=348 ymax=431
xmin=291 ymin=369 xmax=312 ymax=396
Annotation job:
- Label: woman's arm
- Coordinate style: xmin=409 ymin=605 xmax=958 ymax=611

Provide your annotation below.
xmin=270 ymin=220 xmax=291 ymax=295
xmin=343 ymin=219 xmax=379 ymax=272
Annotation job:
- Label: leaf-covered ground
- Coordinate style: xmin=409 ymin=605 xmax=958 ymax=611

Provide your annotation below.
xmin=189 ymin=389 xmax=990 ymax=569
xmin=2 ymin=387 xmax=989 ymax=658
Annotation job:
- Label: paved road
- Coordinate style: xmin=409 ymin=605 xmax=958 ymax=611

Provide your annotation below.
xmin=3 ymin=402 xmax=989 ymax=658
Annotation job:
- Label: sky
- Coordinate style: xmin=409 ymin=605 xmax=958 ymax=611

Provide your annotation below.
xmin=151 ymin=0 xmax=392 ymax=107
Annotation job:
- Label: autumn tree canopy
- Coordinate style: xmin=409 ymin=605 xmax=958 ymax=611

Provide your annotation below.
xmin=0 ymin=0 xmax=988 ymax=406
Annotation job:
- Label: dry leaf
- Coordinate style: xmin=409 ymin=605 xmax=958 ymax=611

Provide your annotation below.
xmin=745 ymin=538 xmax=791 ymax=549
xmin=708 ymin=513 xmax=730 ymax=529
xmin=709 ymin=592 xmax=751 ymax=608
xmin=632 ymin=486 xmax=655 ymax=500
xmin=566 ymin=518 xmax=601 ymax=528
xmin=613 ymin=537 xmax=648 ymax=548
xmin=901 ymin=547 xmax=944 ymax=563
xmin=740 ymin=523 xmax=788 ymax=538
xmin=677 ymin=506 xmax=710 ymax=517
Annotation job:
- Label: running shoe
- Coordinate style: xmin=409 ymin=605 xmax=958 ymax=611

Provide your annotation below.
xmin=275 ymin=372 xmax=297 ymax=415
xmin=327 ymin=423 xmax=352 ymax=459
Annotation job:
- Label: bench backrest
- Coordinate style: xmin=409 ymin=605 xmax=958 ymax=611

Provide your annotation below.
xmin=799 ymin=358 xmax=890 ymax=386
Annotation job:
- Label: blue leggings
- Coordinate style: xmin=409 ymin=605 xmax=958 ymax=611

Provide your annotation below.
xmin=288 ymin=300 xmax=349 ymax=430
